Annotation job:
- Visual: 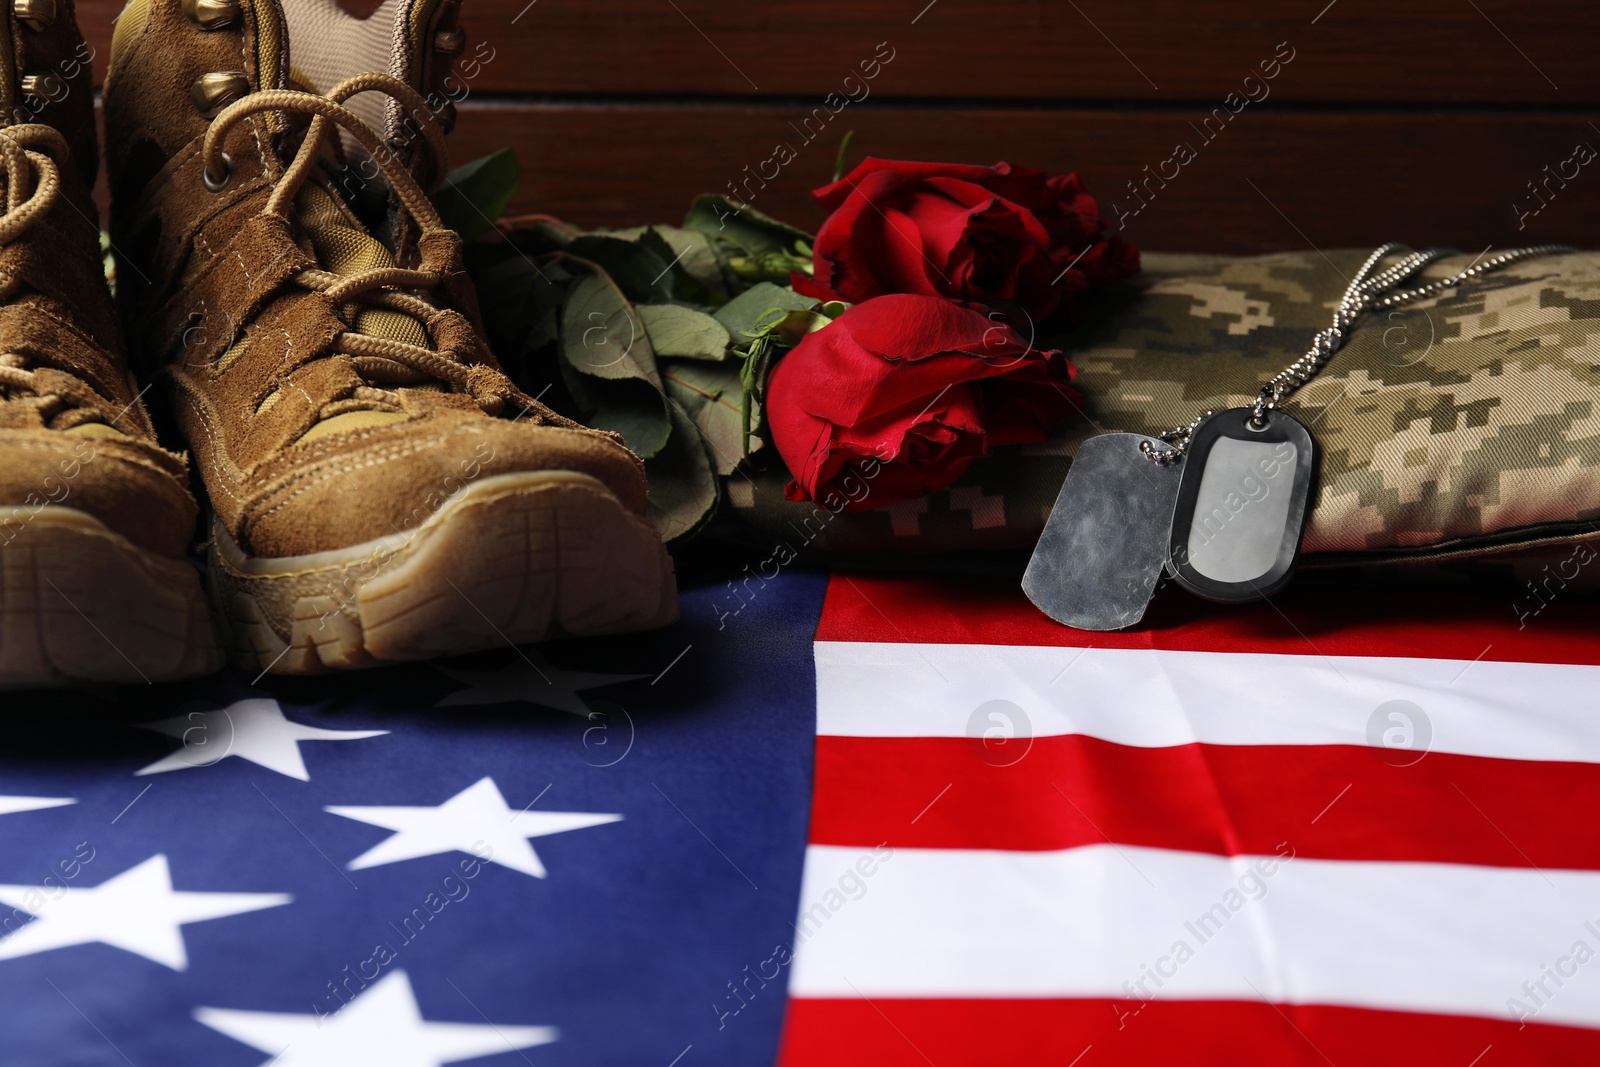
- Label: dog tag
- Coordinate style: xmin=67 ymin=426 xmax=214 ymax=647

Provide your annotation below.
xmin=1167 ymin=409 xmax=1316 ymax=602
xmin=1023 ymin=433 xmax=1183 ymax=631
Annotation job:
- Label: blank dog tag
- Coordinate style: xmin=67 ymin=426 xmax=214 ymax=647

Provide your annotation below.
xmin=1167 ymin=409 xmax=1316 ymax=602
xmin=1024 ymin=433 xmax=1183 ymax=631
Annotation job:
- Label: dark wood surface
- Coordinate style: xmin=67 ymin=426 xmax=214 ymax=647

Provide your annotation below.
xmin=77 ymin=0 xmax=1600 ymax=102
xmin=451 ymin=102 xmax=1600 ymax=253
xmin=79 ymin=0 xmax=1600 ymax=250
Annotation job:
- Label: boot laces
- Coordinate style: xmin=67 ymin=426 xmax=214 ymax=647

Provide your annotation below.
xmin=0 ymin=124 xmax=114 ymax=430
xmin=201 ymin=73 xmax=526 ymax=422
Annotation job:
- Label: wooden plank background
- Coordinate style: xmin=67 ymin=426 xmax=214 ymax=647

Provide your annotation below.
xmin=80 ymin=0 xmax=1600 ymax=251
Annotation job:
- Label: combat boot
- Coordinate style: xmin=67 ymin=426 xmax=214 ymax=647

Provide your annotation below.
xmin=103 ymin=0 xmax=678 ymax=673
xmin=0 ymin=0 xmax=218 ymax=685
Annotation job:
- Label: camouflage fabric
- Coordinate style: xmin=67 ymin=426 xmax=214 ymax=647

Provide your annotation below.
xmin=721 ymin=249 xmax=1600 ymax=570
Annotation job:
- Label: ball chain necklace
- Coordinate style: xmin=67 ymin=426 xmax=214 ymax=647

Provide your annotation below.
xmin=1023 ymin=242 xmax=1576 ymax=631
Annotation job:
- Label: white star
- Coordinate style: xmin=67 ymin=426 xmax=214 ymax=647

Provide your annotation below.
xmin=435 ymin=652 xmax=645 ymax=714
xmin=0 ymin=854 xmax=289 ymax=969
xmin=196 ymin=969 xmax=557 ymax=1067
xmin=0 ymin=795 xmax=74 ymax=815
xmin=135 ymin=698 xmax=388 ymax=780
xmin=326 ymin=777 xmax=620 ymax=878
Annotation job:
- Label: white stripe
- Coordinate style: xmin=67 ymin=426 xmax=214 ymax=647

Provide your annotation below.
xmin=790 ymin=844 xmax=1600 ymax=1028
xmin=815 ymin=642 xmax=1600 ymax=763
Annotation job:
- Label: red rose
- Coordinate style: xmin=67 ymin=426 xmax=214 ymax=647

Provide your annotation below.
xmin=766 ymin=294 xmax=1082 ymax=511
xmin=795 ymin=158 xmax=1139 ymax=321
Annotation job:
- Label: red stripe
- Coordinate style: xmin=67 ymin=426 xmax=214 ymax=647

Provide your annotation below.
xmin=817 ymin=574 xmax=1600 ymax=664
xmin=777 ymin=997 xmax=1598 ymax=1066
xmin=811 ymin=734 xmax=1600 ymax=869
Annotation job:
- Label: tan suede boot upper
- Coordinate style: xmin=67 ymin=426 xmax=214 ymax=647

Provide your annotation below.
xmin=0 ymin=0 xmax=219 ymax=685
xmin=102 ymin=0 xmax=676 ymax=673
xmin=0 ymin=0 xmax=198 ymax=557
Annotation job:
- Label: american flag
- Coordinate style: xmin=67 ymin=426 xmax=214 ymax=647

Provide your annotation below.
xmin=1 ymin=568 xmax=1596 ymax=1066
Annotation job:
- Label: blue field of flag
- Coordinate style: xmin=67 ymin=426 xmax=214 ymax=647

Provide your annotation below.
xmin=0 ymin=571 xmax=829 ymax=1067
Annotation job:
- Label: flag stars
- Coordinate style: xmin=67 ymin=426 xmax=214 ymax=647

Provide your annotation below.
xmin=195 ymin=969 xmax=557 ymax=1067
xmin=326 ymin=777 xmax=621 ymax=878
xmin=135 ymin=698 xmax=388 ymax=780
xmin=0 ymin=795 xmax=75 ymax=816
xmin=0 ymin=854 xmax=290 ymax=970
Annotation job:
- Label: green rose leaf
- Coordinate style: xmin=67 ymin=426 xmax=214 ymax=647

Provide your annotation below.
xmin=560 ymin=273 xmax=662 ymax=385
xmin=559 ymin=271 xmax=670 ymax=458
xmin=564 ymin=235 xmax=674 ymax=304
xmin=713 ymin=282 xmax=820 ymax=341
xmin=633 ymin=228 xmax=681 ymax=274
xmin=650 ymin=226 xmax=728 ymax=300
xmin=684 ymin=196 xmax=817 ymax=292
xmin=638 ymin=304 xmax=732 ymax=361
xmin=645 ymin=402 xmax=720 ymax=542
xmin=503 ymin=218 xmax=577 ymax=256
xmin=600 ymin=225 xmax=728 ymax=303
xmin=662 ymin=359 xmax=754 ymax=475
xmin=563 ymin=371 xmax=671 ymax=460
xmin=684 ymin=195 xmax=813 ymax=259
xmin=470 ymin=251 xmax=564 ymax=361
xmin=435 ymin=148 xmax=520 ymax=242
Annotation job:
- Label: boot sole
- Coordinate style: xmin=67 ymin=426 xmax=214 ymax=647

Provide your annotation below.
xmin=0 ymin=506 xmax=223 ymax=687
xmin=211 ymin=470 xmax=679 ymax=675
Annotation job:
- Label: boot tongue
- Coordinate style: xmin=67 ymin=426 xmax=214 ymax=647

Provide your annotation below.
xmin=296 ymin=181 xmax=428 ymax=351
xmin=282 ymin=179 xmax=437 ymax=444
xmin=272 ymin=0 xmax=463 ymax=423
xmin=279 ymin=0 xmax=458 ymax=180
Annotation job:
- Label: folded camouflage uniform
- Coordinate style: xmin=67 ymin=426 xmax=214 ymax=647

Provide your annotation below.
xmin=722 ymin=250 xmax=1600 ymax=577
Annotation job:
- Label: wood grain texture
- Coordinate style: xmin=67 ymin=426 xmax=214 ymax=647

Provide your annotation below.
xmin=74 ymin=0 xmax=1600 ymax=252
xmin=449 ymin=102 xmax=1600 ymax=252
xmin=74 ymin=0 xmax=1597 ymax=103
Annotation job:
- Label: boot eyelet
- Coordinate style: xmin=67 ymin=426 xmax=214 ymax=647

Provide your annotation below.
xmin=202 ymin=152 xmax=233 ymax=193
xmin=19 ymin=71 xmax=62 ymax=100
xmin=14 ymin=0 xmax=55 ymax=32
xmin=190 ymin=71 xmax=249 ymax=118
xmin=433 ymin=28 xmax=465 ymax=57
xmin=181 ymin=0 xmax=239 ymax=29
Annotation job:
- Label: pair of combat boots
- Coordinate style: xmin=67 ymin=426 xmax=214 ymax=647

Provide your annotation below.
xmin=0 ymin=0 xmax=676 ymax=685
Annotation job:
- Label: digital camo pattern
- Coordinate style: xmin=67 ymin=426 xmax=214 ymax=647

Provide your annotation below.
xmin=723 ymin=250 xmax=1600 ymax=571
